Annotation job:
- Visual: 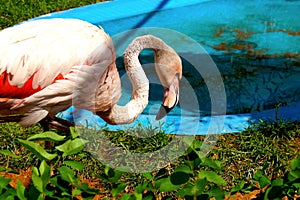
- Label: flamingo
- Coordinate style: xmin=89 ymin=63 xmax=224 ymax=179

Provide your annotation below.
xmin=0 ymin=18 xmax=182 ymax=128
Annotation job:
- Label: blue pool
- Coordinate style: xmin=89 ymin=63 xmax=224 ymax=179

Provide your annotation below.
xmin=33 ymin=0 xmax=300 ymax=135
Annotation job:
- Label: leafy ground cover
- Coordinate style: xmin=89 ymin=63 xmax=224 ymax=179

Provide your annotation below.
xmin=0 ymin=119 xmax=299 ymax=199
xmin=0 ymin=0 xmax=300 ymax=199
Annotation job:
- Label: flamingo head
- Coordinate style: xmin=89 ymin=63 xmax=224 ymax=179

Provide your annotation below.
xmin=154 ymin=47 xmax=182 ymax=120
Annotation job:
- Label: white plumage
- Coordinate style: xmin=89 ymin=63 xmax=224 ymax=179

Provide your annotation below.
xmin=0 ymin=18 xmax=182 ymax=127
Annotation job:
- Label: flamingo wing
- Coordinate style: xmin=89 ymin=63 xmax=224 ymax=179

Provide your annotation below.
xmin=0 ymin=18 xmax=115 ymax=126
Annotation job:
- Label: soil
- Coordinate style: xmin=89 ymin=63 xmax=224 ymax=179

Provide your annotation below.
xmin=0 ymin=168 xmax=32 ymax=189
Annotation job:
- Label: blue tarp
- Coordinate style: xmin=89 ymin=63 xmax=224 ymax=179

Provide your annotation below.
xmin=30 ymin=0 xmax=300 ymax=135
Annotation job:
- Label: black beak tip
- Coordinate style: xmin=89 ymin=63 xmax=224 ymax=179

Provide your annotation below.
xmin=155 ymin=105 xmax=172 ymax=120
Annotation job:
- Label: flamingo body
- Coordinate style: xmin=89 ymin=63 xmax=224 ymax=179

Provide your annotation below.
xmin=0 ymin=18 xmax=120 ymax=126
xmin=0 ymin=18 xmax=182 ymax=127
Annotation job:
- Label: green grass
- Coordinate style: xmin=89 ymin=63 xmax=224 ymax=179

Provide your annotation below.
xmin=0 ymin=123 xmax=44 ymax=171
xmin=0 ymin=0 xmax=105 ymax=30
xmin=215 ymin=120 xmax=300 ymax=189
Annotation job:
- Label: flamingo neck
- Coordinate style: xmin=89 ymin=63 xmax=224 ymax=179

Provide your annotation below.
xmin=100 ymin=36 xmax=156 ymax=124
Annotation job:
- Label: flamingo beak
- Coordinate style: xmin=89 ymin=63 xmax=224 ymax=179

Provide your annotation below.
xmin=156 ymin=74 xmax=180 ymax=120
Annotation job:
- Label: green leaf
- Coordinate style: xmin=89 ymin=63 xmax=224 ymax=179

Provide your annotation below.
xmin=258 ymin=175 xmax=271 ymax=188
xmin=288 ymin=169 xmax=300 ymax=182
xmin=70 ymin=127 xmax=80 ymax=139
xmin=119 ymin=194 xmax=131 ymax=200
xmin=253 ymin=170 xmax=263 ymax=180
xmin=173 ymin=165 xmax=193 ymax=174
xmin=176 ymin=179 xmax=207 ymax=198
xmin=0 ymin=166 xmax=6 ymax=172
xmin=37 ymin=194 xmax=44 ymax=200
xmin=111 ymin=182 xmax=126 ymax=197
xmin=134 ymin=181 xmax=153 ymax=194
xmin=50 ymin=176 xmax=69 ymax=193
xmin=61 ymin=191 xmax=72 ymax=197
xmin=3 ymin=195 xmax=16 ymax=200
xmin=156 ymin=176 xmax=182 ymax=192
xmin=16 ymin=181 xmax=26 ymax=200
xmin=111 ymin=170 xmax=124 ymax=183
xmin=185 ymin=158 xmax=201 ymax=171
xmin=142 ymin=172 xmax=153 ymax=180
xmin=63 ymin=160 xmax=85 ymax=171
xmin=72 ymin=189 xmax=81 ymax=196
xmin=290 ymin=155 xmax=300 ymax=170
xmin=198 ymin=170 xmax=226 ymax=186
xmin=0 ymin=150 xmax=20 ymax=158
xmin=292 ymin=182 xmax=300 ymax=190
xmin=141 ymin=195 xmax=154 ymax=200
xmin=17 ymin=139 xmax=57 ymax=161
xmin=176 ymin=183 xmax=193 ymax=198
xmin=183 ymin=136 xmax=195 ymax=146
xmin=191 ymin=139 xmax=203 ymax=149
xmin=32 ymin=166 xmax=44 ymax=193
xmin=39 ymin=160 xmax=51 ymax=187
xmin=27 ymin=183 xmax=43 ymax=199
xmin=208 ymin=185 xmax=225 ymax=200
xmin=104 ymin=166 xmax=123 ymax=182
xmin=230 ymin=180 xmax=245 ymax=193
xmin=57 ymin=166 xmax=77 ymax=184
xmin=28 ymin=131 xmax=66 ymax=142
xmin=253 ymin=170 xmax=271 ymax=188
xmin=0 ymin=175 xmax=11 ymax=189
xmin=194 ymin=178 xmax=207 ymax=194
xmin=271 ymin=178 xmax=283 ymax=187
xmin=55 ymin=138 xmax=88 ymax=157
xmin=55 ymin=140 xmax=72 ymax=155
xmin=200 ymin=158 xmax=222 ymax=171
xmin=264 ymin=186 xmax=282 ymax=200
xmin=104 ymin=166 xmax=113 ymax=177
xmin=77 ymin=182 xmax=100 ymax=195
xmin=170 ymin=171 xmax=190 ymax=185
xmin=187 ymin=139 xmax=207 ymax=158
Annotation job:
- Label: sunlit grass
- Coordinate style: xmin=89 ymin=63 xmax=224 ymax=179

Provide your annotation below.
xmin=215 ymin=120 xmax=300 ymax=190
xmin=0 ymin=0 xmax=105 ymax=29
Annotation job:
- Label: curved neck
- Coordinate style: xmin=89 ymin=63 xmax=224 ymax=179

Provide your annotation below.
xmin=101 ymin=35 xmax=170 ymax=124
